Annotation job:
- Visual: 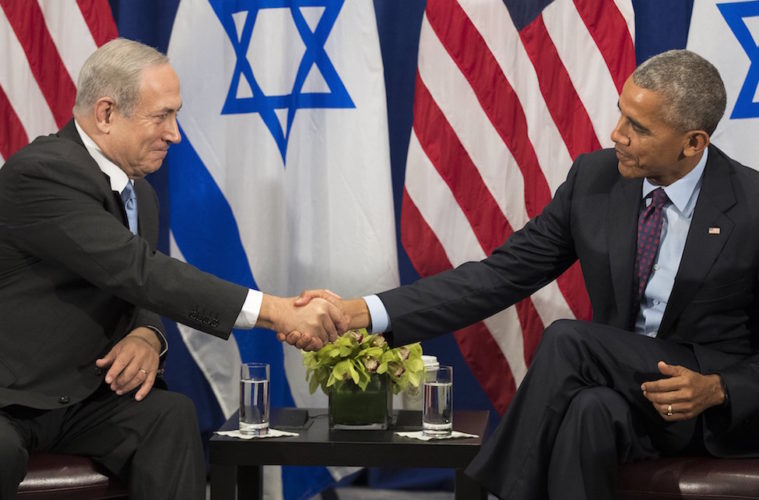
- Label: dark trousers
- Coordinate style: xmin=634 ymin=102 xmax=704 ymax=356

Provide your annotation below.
xmin=0 ymin=385 xmax=205 ymax=500
xmin=465 ymin=319 xmax=705 ymax=500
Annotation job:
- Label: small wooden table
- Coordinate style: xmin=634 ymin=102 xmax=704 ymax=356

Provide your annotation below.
xmin=209 ymin=408 xmax=489 ymax=500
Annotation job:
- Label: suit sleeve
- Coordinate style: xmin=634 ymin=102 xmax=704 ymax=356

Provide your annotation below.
xmin=379 ymin=160 xmax=582 ymax=346
xmin=715 ymin=326 xmax=759 ymax=432
xmin=0 ymin=147 xmax=248 ymax=339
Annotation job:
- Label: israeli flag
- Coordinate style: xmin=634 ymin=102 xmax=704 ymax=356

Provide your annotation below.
xmin=167 ymin=0 xmax=399 ymax=497
xmin=687 ymin=0 xmax=759 ymax=169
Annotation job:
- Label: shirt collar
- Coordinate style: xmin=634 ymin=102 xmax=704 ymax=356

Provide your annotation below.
xmin=641 ymin=148 xmax=708 ymax=216
xmin=74 ymin=119 xmax=132 ymax=193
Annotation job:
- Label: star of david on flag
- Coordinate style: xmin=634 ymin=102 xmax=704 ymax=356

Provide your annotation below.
xmin=212 ymin=0 xmax=355 ymax=162
xmin=716 ymin=1 xmax=759 ymax=119
xmin=688 ymin=0 xmax=759 ymax=169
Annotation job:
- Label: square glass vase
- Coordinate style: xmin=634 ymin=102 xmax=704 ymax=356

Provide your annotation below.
xmin=328 ymin=373 xmax=392 ymax=430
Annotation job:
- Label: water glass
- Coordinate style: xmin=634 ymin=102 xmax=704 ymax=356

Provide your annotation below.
xmin=239 ymin=362 xmax=270 ymax=435
xmin=423 ymin=365 xmax=453 ymax=437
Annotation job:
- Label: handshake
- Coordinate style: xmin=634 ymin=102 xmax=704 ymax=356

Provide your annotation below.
xmin=260 ymin=289 xmax=368 ymax=351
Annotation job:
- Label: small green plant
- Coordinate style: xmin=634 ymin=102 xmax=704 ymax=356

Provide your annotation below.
xmin=303 ymin=329 xmax=424 ymax=395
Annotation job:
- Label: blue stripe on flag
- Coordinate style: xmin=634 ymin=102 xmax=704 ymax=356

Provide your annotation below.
xmin=501 ymin=0 xmax=554 ymax=30
xmin=167 ymin=125 xmax=294 ymax=407
xmin=169 ymin=125 xmax=339 ymax=499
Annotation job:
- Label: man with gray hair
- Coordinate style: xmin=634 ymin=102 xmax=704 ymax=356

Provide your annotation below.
xmin=0 ymin=38 xmax=346 ymax=499
xmin=294 ymin=49 xmax=759 ymax=498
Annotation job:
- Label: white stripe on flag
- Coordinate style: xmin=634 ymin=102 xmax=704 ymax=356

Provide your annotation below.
xmin=37 ymin=0 xmax=99 ymax=84
xmin=543 ymin=0 xmax=620 ymax=148
xmin=613 ymin=0 xmax=636 ymax=41
xmin=405 ymin=128 xmax=530 ymax=382
xmin=417 ymin=13 xmax=529 ymax=231
xmin=405 ymin=132 xmax=487 ymax=266
xmin=0 ymin=6 xmax=58 ymax=141
xmin=459 ymin=0 xmax=574 ymax=195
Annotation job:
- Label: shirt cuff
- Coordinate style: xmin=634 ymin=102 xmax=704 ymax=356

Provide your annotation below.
xmin=363 ymin=294 xmax=391 ymax=333
xmin=235 ymin=289 xmax=263 ymax=329
xmin=144 ymin=326 xmax=168 ymax=357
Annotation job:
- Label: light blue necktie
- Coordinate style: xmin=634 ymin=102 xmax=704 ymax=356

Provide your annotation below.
xmin=121 ymin=182 xmax=138 ymax=235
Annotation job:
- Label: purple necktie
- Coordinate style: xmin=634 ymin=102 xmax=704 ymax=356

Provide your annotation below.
xmin=635 ymin=187 xmax=668 ymax=302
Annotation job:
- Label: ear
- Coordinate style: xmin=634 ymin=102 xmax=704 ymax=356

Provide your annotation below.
xmin=683 ymin=130 xmax=709 ymax=158
xmin=93 ymin=97 xmax=116 ymax=133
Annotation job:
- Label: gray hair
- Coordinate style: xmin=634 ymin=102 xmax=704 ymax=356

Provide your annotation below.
xmin=73 ymin=38 xmax=168 ymax=117
xmin=632 ymin=49 xmax=726 ymax=136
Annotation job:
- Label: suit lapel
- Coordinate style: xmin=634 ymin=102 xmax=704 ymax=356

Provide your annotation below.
xmin=658 ymin=149 xmax=736 ymax=336
xmin=60 ymin=119 xmax=134 ymax=229
xmin=133 ymin=179 xmax=158 ymax=247
xmin=608 ymin=176 xmax=643 ymax=328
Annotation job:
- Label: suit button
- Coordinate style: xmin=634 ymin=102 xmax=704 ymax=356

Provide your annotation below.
xmin=58 ymin=396 xmax=70 ymax=404
xmin=94 ymin=367 xmax=104 ymax=376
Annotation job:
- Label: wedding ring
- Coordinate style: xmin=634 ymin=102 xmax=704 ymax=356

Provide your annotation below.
xmin=139 ymin=369 xmax=148 ymax=375
xmin=666 ymin=404 xmax=672 ymax=416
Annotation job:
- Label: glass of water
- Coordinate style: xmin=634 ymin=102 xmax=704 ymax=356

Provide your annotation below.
xmin=423 ymin=365 xmax=453 ymax=437
xmin=239 ymin=362 xmax=270 ymax=435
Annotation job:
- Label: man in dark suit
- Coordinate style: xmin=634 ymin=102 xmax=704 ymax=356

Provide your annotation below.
xmin=0 ymin=38 xmax=347 ymax=500
xmin=291 ymin=50 xmax=759 ymax=498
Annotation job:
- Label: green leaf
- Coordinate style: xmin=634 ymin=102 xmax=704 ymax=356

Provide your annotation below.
xmin=302 ymin=329 xmax=425 ymax=394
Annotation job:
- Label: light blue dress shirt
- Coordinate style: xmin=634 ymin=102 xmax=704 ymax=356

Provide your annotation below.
xmin=365 ymin=151 xmax=709 ymax=336
xmin=634 ymin=150 xmax=708 ymax=336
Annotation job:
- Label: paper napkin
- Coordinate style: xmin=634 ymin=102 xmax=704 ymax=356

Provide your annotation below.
xmin=395 ymin=430 xmax=478 ymax=441
xmin=215 ymin=428 xmax=299 ymax=439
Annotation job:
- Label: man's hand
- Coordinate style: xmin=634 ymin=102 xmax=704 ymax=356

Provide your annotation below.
xmin=277 ymin=290 xmax=373 ymax=349
xmin=641 ymin=361 xmax=726 ymax=421
xmin=260 ymin=294 xmax=349 ymax=351
xmin=292 ymin=289 xmax=342 ymax=308
xmin=96 ymin=327 xmax=161 ymax=401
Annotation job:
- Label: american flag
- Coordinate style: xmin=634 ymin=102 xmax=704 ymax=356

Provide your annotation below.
xmin=401 ymin=0 xmax=636 ymax=414
xmin=0 ymin=0 xmax=117 ymax=163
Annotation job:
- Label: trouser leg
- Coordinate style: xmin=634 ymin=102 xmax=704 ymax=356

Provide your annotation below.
xmin=465 ymin=319 xmax=700 ymax=499
xmin=0 ymin=413 xmax=28 ymax=500
xmin=50 ymin=387 xmax=205 ymax=500
xmin=547 ymin=387 xmax=658 ymax=500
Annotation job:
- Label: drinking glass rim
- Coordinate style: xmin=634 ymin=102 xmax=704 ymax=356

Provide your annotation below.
xmin=242 ymin=362 xmax=270 ymax=368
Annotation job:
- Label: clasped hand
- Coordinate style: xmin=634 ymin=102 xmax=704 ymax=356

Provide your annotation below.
xmin=272 ymin=290 xmax=350 ymax=351
xmin=641 ymin=361 xmax=726 ymax=421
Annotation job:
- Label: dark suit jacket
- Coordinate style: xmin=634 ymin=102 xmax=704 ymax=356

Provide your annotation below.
xmin=379 ymin=146 xmax=759 ymax=456
xmin=0 ymin=120 xmax=248 ymax=410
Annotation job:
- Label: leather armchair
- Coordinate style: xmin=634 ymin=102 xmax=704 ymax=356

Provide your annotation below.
xmin=617 ymin=456 xmax=759 ymax=500
xmin=17 ymin=453 xmax=127 ymax=500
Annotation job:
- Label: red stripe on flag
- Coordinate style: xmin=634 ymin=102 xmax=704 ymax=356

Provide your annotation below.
xmin=0 ymin=85 xmax=29 ymax=160
xmin=520 ymin=15 xmax=602 ymax=160
xmin=573 ymin=0 xmax=636 ymax=93
xmin=400 ymin=189 xmax=453 ymax=278
xmin=518 ymin=14 xmax=595 ymax=321
xmin=76 ymin=0 xmax=118 ymax=47
xmin=402 ymin=190 xmax=518 ymax=416
xmin=425 ymin=1 xmax=552 ymax=219
xmin=454 ymin=323 xmax=517 ymax=415
xmin=556 ymin=262 xmax=593 ymax=321
xmin=412 ymin=73 xmax=548 ymax=351
xmin=0 ymin=0 xmax=76 ymax=128
xmin=412 ymin=74 xmax=510 ymax=254
xmin=515 ymin=299 xmax=545 ymax=367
